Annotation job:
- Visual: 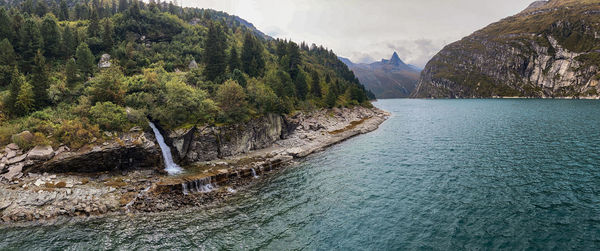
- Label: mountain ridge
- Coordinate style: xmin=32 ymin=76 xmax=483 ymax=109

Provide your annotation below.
xmin=341 ymin=53 xmax=421 ymax=98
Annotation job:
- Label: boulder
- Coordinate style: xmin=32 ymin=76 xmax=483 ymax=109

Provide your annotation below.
xmin=188 ymin=59 xmax=198 ymax=69
xmin=98 ymin=54 xmax=111 ymax=68
xmin=7 ymin=154 xmax=26 ymax=165
xmin=6 ymin=143 xmax=19 ymax=150
xmin=11 ymin=131 xmax=33 ymax=147
xmin=1 ymin=163 xmax=23 ymax=181
xmin=27 ymin=145 xmax=55 ymax=161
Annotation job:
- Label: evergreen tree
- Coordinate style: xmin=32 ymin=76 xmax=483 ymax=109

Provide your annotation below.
xmin=62 ymin=25 xmax=77 ymax=58
xmin=101 ymin=19 xmax=113 ymax=52
xmin=294 ymin=71 xmax=308 ymax=100
xmin=35 ymin=0 xmax=48 ymax=17
xmin=228 ymin=46 xmax=241 ymax=72
xmin=15 ymin=81 xmax=34 ymax=116
xmin=76 ymin=42 xmax=95 ymax=78
xmin=59 ymin=0 xmax=69 ymax=21
xmin=40 ymin=14 xmax=61 ymax=58
xmin=325 ymin=88 xmax=337 ymax=108
xmin=19 ymin=18 xmax=43 ymax=73
xmin=287 ymin=42 xmax=301 ymax=79
xmin=310 ymin=70 xmax=322 ymax=97
xmin=87 ymin=10 xmax=100 ymax=38
xmin=241 ymin=33 xmax=265 ymax=77
xmin=0 ymin=38 xmax=15 ymax=65
xmin=0 ymin=39 xmax=15 ymax=87
xmin=203 ymin=22 xmax=226 ymax=82
xmin=0 ymin=8 xmax=14 ymax=43
xmin=65 ymin=58 xmax=80 ymax=88
xmin=7 ymin=67 xmax=23 ymax=115
xmin=228 ymin=69 xmax=246 ymax=88
xmin=31 ymin=50 xmax=50 ymax=107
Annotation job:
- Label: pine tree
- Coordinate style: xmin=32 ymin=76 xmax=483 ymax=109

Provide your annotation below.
xmin=0 ymin=39 xmax=15 ymax=87
xmin=287 ymin=42 xmax=301 ymax=80
xmin=101 ymin=19 xmax=113 ymax=52
xmin=241 ymin=33 xmax=265 ymax=77
xmin=76 ymin=42 xmax=95 ymax=78
xmin=59 ymin=0 xmax=69 ymax=21
xmin=31 ymin=50 xmax=50 ymax=107
xmin=19 ymin=18 xmax=43 ymax=73
xmin=15 ymin=81 xmax=34 ymax=116
xmin=7 ymin=67 xmax=23 ymax=115
xmin=310 ymin=70 xmax=322 ymax=98
xmin=228 ymin=46 xmax=241 ymax=72
xmin=294 ymin=71 xmax=308 ymax=100
xmin=325 ymin=88 xmax=337 ymax=108
xmin=87 ymin=10 xmax=100 ymax=38
xmin=0 ymin=8 xmax=14 ymax=43
xmin=62 ymin=25 xmax=77 ymax=58
xmin=203 ymin=22 xmax=226 ymax=82
xmin=35 ymin=0 xmax=48 ymax=17
xmin=65 ymin=58 xmax=80 ymax=88
xmin=0 ymin=38 xmax=15 ymax=65
xmin=40 ymin=14 xmax=61 ymax=58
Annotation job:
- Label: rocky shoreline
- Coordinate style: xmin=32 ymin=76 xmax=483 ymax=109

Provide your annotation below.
xmin=0 ymin=106 xmax=389 ymax=225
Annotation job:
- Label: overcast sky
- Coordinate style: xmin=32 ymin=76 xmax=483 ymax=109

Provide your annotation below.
xmin=177 ymin=0 xmax=534 ymax=68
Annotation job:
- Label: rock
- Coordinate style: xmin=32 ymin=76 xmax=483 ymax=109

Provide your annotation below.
xmin=0 ymin=201 xmax=11 ymax=210
xmin=6 ymin=143 xmax=19 ymax=151
xmin=104 ymin=131 xmax=113 ymax=138
xmin=55 ymin=146 xmax=70 ymax=155
xmin=129 ymin=126 xmax=142 ymax=132
xmin=27 ymin=145 xmax=55 ymax=161
xmin=5 ymin=150 xmax=16 ymax=159
xmin=98 ymin=54 xmax=111 ymax=68
xmin=1 ymin=163 xmax=23 ymax=181
xmin=11 ymin=131 xmax=34 ymax=146
xmin=34 ymin=179 xmax=45 ymax=187
xmin=188 ymin=59 xmax=198 ymax=69
xmin=7 ymin=154 xmax=26 ymax=165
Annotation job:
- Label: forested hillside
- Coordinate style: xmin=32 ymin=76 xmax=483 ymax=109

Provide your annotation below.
xmin=0 ymin=0 xmax=374 ymax=149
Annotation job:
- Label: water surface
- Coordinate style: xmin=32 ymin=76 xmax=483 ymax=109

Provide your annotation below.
xmin=1 ymin=99 xmax=599 ymax=250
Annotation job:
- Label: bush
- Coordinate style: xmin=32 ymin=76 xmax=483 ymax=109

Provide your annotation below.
xmin=55 ymin=119 xmax=100 ymax=149
xmin=151 ymin=77 xmax=216 ymax=128
xmin=216 ymin=80 xmax=249 ymax=123
xmin=86 ymin=67 xmax=126 ymax=105
xmin=89 ymin=102 xmax=128 ymax=131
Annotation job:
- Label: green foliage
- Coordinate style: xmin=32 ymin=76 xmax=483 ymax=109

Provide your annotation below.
xmin=86 ymin=67 xmax=126 ymax=105
xmin=241 ymin=33 xmax=265 ymax=77
xmin=0 ymin=0 xmax=374 ymax=147
xmin=89 ymin=102 xmax=127 ymax=131
xmin=65 ymin=58 xmax=80 ymax=88
xmin=151 ymin=76 xmax=216 ymax=129
xmin=216 ymin=80 xmax=249 ymax=123
xmin=31 ymin=50 xmax=50 ymax=107
xmin=15 ymin=82 xmax=35 ymax=116
xmin=76 ymin=42 xmax=95 ymax=78
xmin=228 ymin=46 xmax=241 ymax=72
xmin=40 ymin=14 xmax=61 ymax=58
xmin=19 ymin=18 xmax=43 ymax=73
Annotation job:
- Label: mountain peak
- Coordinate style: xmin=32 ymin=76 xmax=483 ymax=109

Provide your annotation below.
xmin=389 ymin=52 xmax=404 ymax=66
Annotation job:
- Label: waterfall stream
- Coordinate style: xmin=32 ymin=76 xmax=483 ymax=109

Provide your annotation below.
xmin=149 ymin=122 xmax=184 ymax=175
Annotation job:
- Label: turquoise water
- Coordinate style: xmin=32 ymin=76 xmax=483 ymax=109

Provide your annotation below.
xmin=2 ymin=99 xmax=600 ymax=250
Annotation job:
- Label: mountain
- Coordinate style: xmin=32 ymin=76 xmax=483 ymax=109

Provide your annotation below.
xmin=342 ymin=53 xmax=421 ymax=99
xmin=0 ymin=0 xmax=374 ymax=148
xmin=412 ymin=0 xmax=600 ymax=98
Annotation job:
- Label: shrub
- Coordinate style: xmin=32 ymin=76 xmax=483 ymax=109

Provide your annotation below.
xmin=216 ymin=80 xmax=249 ymax=123
xmin=89 ymin=102 xmax=128 ymax=131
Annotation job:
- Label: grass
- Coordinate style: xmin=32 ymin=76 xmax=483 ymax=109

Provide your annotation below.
xmin=328 ymin=118 xmax=369 ymax=135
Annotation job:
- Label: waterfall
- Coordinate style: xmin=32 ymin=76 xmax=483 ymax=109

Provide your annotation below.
xmin=181 ymin=177 xmax=216 ymax=195
xmin=251 ymin=168 xmax=259 ymax=178
xmin=149 ymin=122 xmax=184 ymax=175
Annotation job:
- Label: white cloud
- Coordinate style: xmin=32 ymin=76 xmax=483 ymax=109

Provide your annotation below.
xmin=177 ymin=0 xmax=533 ymax=67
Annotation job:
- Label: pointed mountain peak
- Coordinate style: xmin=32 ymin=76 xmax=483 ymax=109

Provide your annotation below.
xmin=389 ymin=52 xmax=404 ymax=66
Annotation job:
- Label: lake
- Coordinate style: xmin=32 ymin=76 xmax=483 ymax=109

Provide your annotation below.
xmin=1 ymin=99 xmax=599 ymax=250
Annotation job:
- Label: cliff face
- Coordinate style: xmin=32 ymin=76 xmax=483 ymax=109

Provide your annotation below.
xmin=412 ymin=0 xmax=600 ymax=98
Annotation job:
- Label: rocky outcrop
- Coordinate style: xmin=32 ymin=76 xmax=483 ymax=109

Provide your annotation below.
xmin=412 ymin=0 xmax=600 ymax=98
xmin=98 ymin=54 xmax=112 ymax=68
xmin=170 ymin=113 xmax=285 ymax=163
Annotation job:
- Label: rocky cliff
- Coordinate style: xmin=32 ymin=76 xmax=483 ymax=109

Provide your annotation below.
xmin=412 ymin=0 xmax=600 ymax=98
